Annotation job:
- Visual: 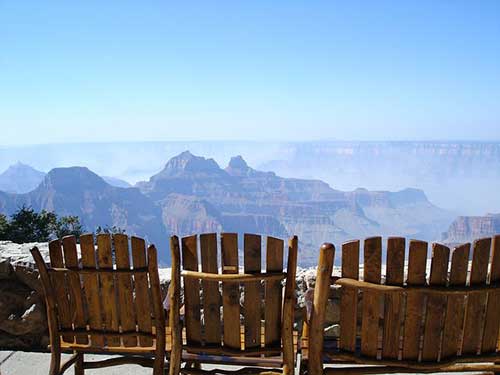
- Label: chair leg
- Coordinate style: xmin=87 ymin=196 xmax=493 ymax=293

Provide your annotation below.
xmin=49 ymin=343 xmax=61 ymax=375
xmin=74 ymin=353 xmax=84 ymax=375
xmin=153 ymin=348 xmax=165 ymax=375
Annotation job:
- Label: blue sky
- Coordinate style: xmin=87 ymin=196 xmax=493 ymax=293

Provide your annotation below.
xmin=0 ymin=1 xmax=499 ymax=144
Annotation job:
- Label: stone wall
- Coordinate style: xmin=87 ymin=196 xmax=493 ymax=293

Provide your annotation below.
xmin=0 ymin=241 xmax=49 ymax=350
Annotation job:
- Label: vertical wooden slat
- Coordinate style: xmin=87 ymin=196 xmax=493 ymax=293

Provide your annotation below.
xmin=265 ymin=236 xmax=284 ymax=347
xmin=483 ymin=235 xmax=500 ymax=353
xmin=169 ymin=236 xmax=182 ymax=375
xmin=182 ymin=235 xmax=201 ymax=346
xmin=442 ymin=243 xmax=470 ymax=358
xmin=402 ymin=240 xmax=428 ymax=360
xmin=422 ymin=243 xmax=449 ymax=361
xmin=113 ymin=234 xmax=137 ymax=347
xmin=282 ymin=236 xmax=298 ymax=375
xmin=96 ymin=233 xmax=120 ymax=347
xmin=80 ymin=233 xmax=104 ymax=347
xmin=244 ymin=233 xmax=262 ymax=349
xmin=147 ymin=244 xmax=166 ymax=374
xmin=339 ymin=240 xmax=359 ymax=352
xmin=361 ymin=236 xmax=382 ymax=358
xmin=200 ymin=233 xmax=221 ymax=346
xmin=62 ymin=236 xmax=88 ymax=345
xmin=221 ymin=233 xmax=240 ymax=349
xmin=462 ymin=238 xmax=491 ymax=355
xmin=48 ymin=239 xmax=74 ymax=344
xmin=131 ymin=236 xmax=153 ymax=347
xmin=31 ymin=246 xmax=62 ymax=374
xmin=382 ymin=237 xmax=405 ymax=359
xmin=308 ymin=242 xmax=335 ymax=375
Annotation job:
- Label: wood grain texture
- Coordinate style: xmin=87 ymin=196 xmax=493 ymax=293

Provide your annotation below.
xmin=131 ymin=236 xmax=153 ymax=347
xmin=339 ymin=240 xmax=359 ymax=352
xmin=96 ymin=233 xmax=120 ymax=347
xmin=243 ymin=233 xmax=262 ymax=349
xmin=402 ymin=240 xmax=427 ymax=361
xmin=31 ymin=246 xmax=62 ymax=374
xmin=80 ymin=233 xmax=104 ymax=347
xmin=48 ymin=239 xmax=73 ymax=343
xmin=282 ymin=236 xmax=298 ymax=375
xmin=382 ymin=237 xmax=405 ymax=359
xmin=308 ymin=243 xmax=335 ymax=375
xmin=462 ymin=238 xmax=491 ymax=355
xmin=482 ymin=235 xmax=500 ymax=353
xmin=113 ymin=233 xmax=137 ymax=347
xmin=169 ymin=236 xmax=182 ymax=375
xmin=361 ymin=237 xmax=382 ymax=358
xmin=200 ymin=233 xmax=221 ymax=345
xmin=221 ymin=233 xmax=240 ymax=349
xmin=422 ymin=243 xmax=449 ymax=361
xmin=182 ymin=235 xmax=202 ymax=346
xmin=441 ymin=243 xmax=469 ymax=359
xmin=147 ymin=245 xmax=166 ymax=374
xmin=62 ymin=236 xmax=88 ymax=345
xmin=264 ymin=236 xmax=284 ymax=347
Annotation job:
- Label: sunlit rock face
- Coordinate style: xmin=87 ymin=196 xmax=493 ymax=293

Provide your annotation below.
xmin=442 ymin=214 xmax=500 ymax=244
xmin=137 ymin=152 xmax=453 ymax=266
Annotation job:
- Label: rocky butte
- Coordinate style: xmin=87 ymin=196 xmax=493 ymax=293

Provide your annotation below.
xmin=0 ymin=151 xmax=454 ymax=266
xmin=442 ymin=213 xmax=500 ymax=245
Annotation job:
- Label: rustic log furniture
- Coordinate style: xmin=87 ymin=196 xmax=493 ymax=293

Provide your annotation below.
xmin=168 ymin=233 xmax=298 ymax=375
xmin=304 ymin=235 xmax=500 ymax=374
xmin=31 ymin=233 xmax=166 ymax=374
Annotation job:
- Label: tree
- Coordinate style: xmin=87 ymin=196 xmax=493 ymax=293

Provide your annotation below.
xmin=0 ymin=214 xmax=8 ymax=239
xmin=95 ymin=225 xmax=125 ymax=235
xmin=6 ymin=206 xmax=57 ymax=243
xmin=54 ymin=215 xmax=83 ymax=239
xmin=0 ymin=206 xmax=84 ymax=243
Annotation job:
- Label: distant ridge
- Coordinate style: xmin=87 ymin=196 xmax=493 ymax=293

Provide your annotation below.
xmin=0 ymin=162 xmax=46 ymax=193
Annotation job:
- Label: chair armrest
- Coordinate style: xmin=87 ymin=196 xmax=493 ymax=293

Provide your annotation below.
xmin=334 ymin=278 xmax=404 ymax=293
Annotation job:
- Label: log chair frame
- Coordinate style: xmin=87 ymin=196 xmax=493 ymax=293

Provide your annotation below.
xmin=305 ymin=235 xmax=500 ymax=375
xmin=31 ymin=233 xmax=166 ymax=375
xmin=168 ymin=233 xmax=298 ymax=375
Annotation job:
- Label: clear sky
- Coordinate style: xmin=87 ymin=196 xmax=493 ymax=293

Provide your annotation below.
xmin=1 ymin=1 xmax=499 ymax=145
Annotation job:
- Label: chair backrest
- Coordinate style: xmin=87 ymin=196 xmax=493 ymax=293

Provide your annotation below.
xmin=309 ymin=235 xmax=500 ymax=371
xmin=169 ymin=233 xmax=298 ymax=357
xmin=31 ymin=233 xmax=165 ymax=349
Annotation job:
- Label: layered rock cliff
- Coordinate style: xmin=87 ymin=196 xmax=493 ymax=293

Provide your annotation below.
xmin=138 ymin=151 xmax=453 ymax=265
xmin=442 ymin=214 xmax=500 ymax=244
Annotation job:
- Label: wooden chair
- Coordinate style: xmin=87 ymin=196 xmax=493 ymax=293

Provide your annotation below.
xmin=31 ymin=233 xmax=166 ymax=374
xmin=168 ymin=233 xmax=298 ymax=375
xmin=304 ymin=235 xmax=500 ymax=374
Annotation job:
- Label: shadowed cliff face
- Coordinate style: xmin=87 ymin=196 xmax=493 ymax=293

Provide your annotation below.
xmin=0 ymin=151 xmax=454 ymax=266
xmin=0 ymin=167 xmax=168 ymax=262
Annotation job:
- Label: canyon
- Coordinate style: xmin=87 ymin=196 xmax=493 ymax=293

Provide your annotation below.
xmin=0 ymin=151 xmax=454 ymax=265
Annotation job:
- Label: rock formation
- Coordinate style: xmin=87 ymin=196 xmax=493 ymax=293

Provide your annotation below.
xmin=0 ymin=162 xmax=46 ymax=194
xmin=0 ymin=152 xmax=454 ymax=266
xmin=442 ymin=214 xmax=500 ymax=244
